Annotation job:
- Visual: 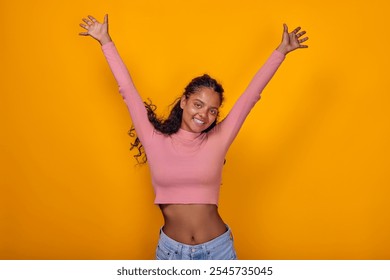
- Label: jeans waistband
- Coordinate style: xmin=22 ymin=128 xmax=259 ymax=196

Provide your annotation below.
xmin=159 ymin=225 xmax=233 ymax=251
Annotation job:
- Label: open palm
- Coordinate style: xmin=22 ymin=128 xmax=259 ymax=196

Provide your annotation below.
xmin=277 ymin=24 xmax=309 ymax=55
xmin=79 ymin=15 xmax=111 ymax=45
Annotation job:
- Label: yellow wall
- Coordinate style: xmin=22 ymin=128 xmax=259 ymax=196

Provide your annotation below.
xmin=1 ymin=0 xmax=389 ymax=259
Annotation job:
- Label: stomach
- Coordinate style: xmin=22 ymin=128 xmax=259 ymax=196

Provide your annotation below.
xmin=159 ymin=204 xmax=227 ymax=245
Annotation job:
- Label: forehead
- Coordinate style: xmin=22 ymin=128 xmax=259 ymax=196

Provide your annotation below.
xmin=189 ymin=87 xmax=221 ymax=106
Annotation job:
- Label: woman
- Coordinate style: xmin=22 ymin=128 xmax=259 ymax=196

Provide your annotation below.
xmin=79 ymin=14 xmax=308 ymax=260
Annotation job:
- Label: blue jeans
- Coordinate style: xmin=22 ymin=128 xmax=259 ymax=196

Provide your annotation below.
xmin=156 ymin=225 xmax=237 ymax=260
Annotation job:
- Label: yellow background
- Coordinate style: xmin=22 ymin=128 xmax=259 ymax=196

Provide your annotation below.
xmin=1 ymin=0 xmax=389 ymax=259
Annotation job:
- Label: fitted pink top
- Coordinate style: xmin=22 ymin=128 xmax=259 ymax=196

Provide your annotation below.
xmin=102 ymin=42 xmax=285 ymax=205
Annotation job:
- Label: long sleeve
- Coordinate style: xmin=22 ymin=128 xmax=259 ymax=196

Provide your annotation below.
xmin=215 ymin=50 xmax=285 ymax=147
xmin=101 ymin=42 xmax=154 ymax=147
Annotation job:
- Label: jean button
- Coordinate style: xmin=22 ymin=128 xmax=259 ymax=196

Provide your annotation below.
xmin=192 ymin=248 xmax=196 ymax=253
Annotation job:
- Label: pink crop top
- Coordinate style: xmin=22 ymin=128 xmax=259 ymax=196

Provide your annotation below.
xmin=101 ymin=42 xmax=285 ymax=205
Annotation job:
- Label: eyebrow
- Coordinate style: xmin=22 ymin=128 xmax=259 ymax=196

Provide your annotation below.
xmin=193 ymin=98 xmax=219 ymax=109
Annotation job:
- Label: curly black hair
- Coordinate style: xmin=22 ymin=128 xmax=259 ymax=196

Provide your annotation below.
xmin=128 ymin=74 xmax=224 ymax=164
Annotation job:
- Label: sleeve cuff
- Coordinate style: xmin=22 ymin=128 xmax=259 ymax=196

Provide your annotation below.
xmin=101 ymin=41 xmax=115 ymax=50
xmin=273 ymin=49 xmax=286 ymax=59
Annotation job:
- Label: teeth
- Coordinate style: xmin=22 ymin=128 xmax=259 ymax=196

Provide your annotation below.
xmin=193 ymin=118 xmax=205 ymax=124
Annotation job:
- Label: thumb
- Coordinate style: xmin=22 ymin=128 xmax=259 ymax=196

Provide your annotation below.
xmin=104 ymin=14 xmax=108 ymax=24
xmin=283 ymin=23 xmax=288 ymax=34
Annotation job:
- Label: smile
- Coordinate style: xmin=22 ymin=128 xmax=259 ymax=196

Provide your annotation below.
xmin=193 ymin=117 xmax=205 ymax=125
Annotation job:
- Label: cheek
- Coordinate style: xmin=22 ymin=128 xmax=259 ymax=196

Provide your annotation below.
xmin=184 ymin=106 xmax=197 ymax=116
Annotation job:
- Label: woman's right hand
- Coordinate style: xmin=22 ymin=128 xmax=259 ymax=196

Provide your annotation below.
xmin=79 ymin=14 xmax=112 ymax=45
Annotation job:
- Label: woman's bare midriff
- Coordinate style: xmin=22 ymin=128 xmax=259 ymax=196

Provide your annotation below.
xmin=159 ymin=204 xmax=227 ymax=245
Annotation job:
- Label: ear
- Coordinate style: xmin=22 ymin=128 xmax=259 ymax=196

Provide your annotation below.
xmin=180 ymin=95 xmax=187 ymax=110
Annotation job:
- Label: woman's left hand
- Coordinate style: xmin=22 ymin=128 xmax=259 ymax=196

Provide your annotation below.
xmin=79 ymin=14 xmax=111 ymax=45
xmin=276 ymin=24 xmax=309 ymax=55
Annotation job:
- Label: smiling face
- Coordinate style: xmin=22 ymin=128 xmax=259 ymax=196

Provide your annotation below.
xmin=180 ymin=87 xmax=222 ymax=133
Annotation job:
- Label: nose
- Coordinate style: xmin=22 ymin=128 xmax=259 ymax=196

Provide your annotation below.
xmin=197 ymin=108 xmax=207 ymax=119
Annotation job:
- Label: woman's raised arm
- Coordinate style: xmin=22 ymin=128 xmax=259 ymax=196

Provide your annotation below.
xmin=215 ymin=24 xmax=309 ymax=146
xmin=78 ymin=14 xmax=154 ymax=146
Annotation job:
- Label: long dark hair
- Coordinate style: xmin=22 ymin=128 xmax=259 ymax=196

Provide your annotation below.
xmin=129 ymin=74 xmax=224 ymax=164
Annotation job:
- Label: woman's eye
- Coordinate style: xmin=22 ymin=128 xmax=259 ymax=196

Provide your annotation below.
xmin=194 ymin=103 xmax=202 ymax=108
xmin=210 ymin=109 xmax=218 ymax=115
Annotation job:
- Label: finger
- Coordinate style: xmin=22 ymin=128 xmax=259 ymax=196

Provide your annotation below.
xmin=292 ymin=26 xmax=301 ymax=34
xmin=283 ymin=23 xmax=288 ymax=33
xmin=88 ymin=15 xmax=98 ymax=23
xmin=79 ymin=23 xmax=88 ymax=30
xmin=296 ymin=31 xmax=306 ymax=38
xmin=104 ymin=14 xmax=108 ymax=24
xmin=299 ymin=45 xmax=308 ymax=48
xmin=79 ymin=32 xmax=89 ymax=36
xmin=83 ymin=18 xmax=92 ymax=25
xmin=299 ymin=37 xmax=309 ymax=43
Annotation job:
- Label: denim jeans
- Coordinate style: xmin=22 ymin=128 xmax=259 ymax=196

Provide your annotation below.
xmin=156 ymin=225 xmax=237 ymax=260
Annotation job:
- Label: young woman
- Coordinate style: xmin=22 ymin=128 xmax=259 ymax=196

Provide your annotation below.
xmin=79 ymin=14 xmax=308 ymax=260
